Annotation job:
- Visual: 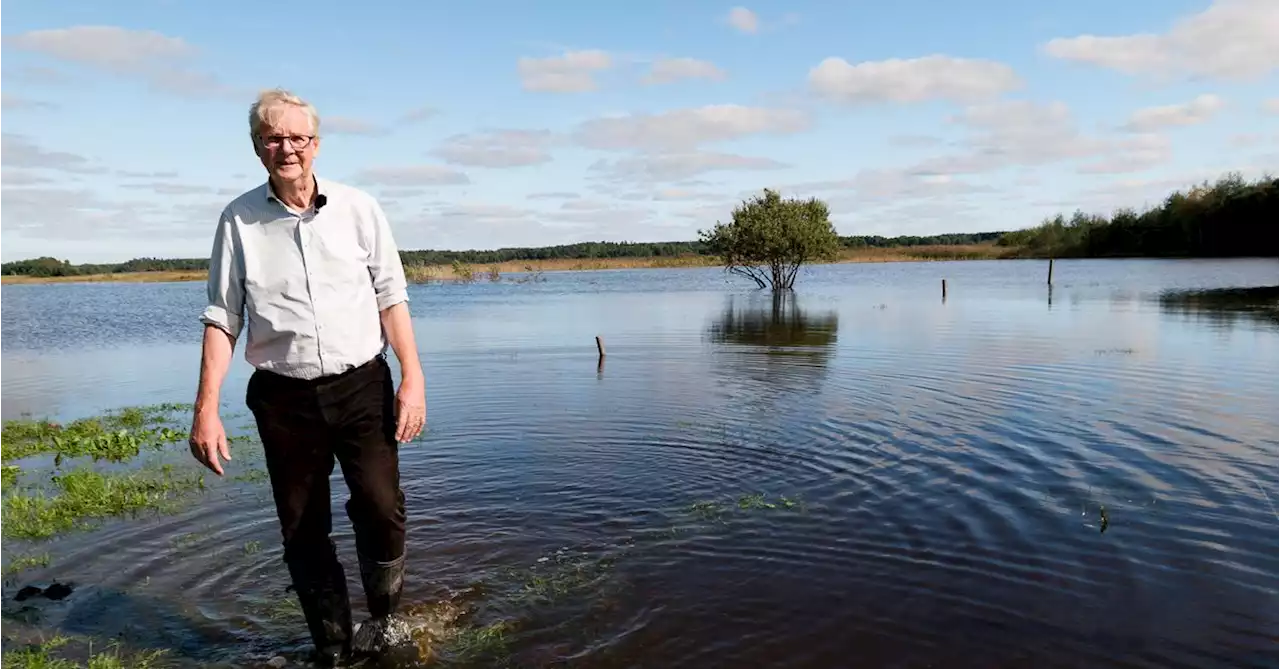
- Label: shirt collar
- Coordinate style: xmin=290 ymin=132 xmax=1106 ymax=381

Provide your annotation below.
xmin=266 ymin=174 xmax=328 ymax=210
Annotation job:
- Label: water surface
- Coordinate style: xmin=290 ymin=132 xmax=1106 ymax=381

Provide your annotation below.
xmin=2 ymin=258 xmax=1277 ymax=668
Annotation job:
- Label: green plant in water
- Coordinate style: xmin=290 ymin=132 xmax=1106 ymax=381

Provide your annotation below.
xmin=451 ymin=259 xmax=475 ymax=282
xmin=2 ymin=635 xmax=169 ymax=669
xmin=4 ymin=552 xmax=52 ymax=578
xmin=3 ymin=465 xmax=206 ymax=540
xmin=2 ymin=404 xmax=192 ymax=464
xmin=437 ymin=620 xmax=512 ymax=665
xmin=686 ymin=492 xmax=803 ymax=520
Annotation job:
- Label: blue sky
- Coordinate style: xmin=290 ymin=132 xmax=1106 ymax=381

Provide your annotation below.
xmin=2 ymin=0 xmax=1276 ymax=263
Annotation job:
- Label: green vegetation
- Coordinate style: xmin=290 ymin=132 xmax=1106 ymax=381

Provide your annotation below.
xmin=4 ymin=553 xmax=52 ymax=578
xmin=0 ymin=406 xmax=265 ymax=668
xmin=437 ymin=621 xmax=512 ymax=666
xmin=1 ymin=405 xmax=190 ymax=463
xmin=698 ymin=189 xmax=842 ymax=290
xmin=1 ymin=234 xmax=1004 ymax=279
xmin=685 ymin=493 xmax=805 ymax=522
xmin=0 ymin=404 xmax=219 ymax=541
xmin=997 ymin=173 xmax=1277 ymax=258
xmin=1 ymin=635 xmax=168 ymax=669
xmin=4 ymin=466 xmax=205 ymax=540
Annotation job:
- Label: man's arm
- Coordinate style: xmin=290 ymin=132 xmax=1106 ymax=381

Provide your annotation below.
xmin=367 ymin=198 xmax=426 ymax=442
xmin=380 ymin=302 xmax=423 ymax=382
xmin=380 ymin=302 xmax=426 ymax=442
xmin=195 ymin=324 xmax=236 ymax=421
xmin=191 ymin=210 xmax=245 ymax=475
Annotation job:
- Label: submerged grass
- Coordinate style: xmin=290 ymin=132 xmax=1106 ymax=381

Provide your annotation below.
xmin=0 ymin=403 xmax=260 ymax=542
xmin=436 ymin=621 xmax=513 ymax=666
xmin=2 ymin=403 xmax=192 ymax=464
xmin=3 ymin=465 xmax=206 ymax=540
xmin=2 ymin=634 xmax=170 ymax=669
xmin=685 ymin=492 xmax=805 ymax=521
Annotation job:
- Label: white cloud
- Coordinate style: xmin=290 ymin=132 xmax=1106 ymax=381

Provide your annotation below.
xmin=890 ymin=134 xmax=945 ymax=148
xmin=642 ymin=57 xmax=727 ymax=85
xmin=119 ymin=182 xmax=217 ymax=196
xmin=436 ymin=203 xmax=534 ymax=222
xmin=0 ymin=183 xmax=213 ymax=241
xmin=3 ymin=25 xmax=235 ymax=98
xmin=783 ymin=169 xmax=995 ymax=203
xmin=1042 ymin=0 xmax=1279 ymax=81
xmin=571 ymin=103 xmax=805 ymax=190
xmin=545 ymin=206 xmax=655 ymax=227
xmin=808 ymin=55 xmax=1021 ymax=105
xmin=1 ymin=133 xmax=102 ymax=173
xmin=560 ymin=198 xmax=614 ymax=212
xmin=398 ymin=106 xmax=438 ymax=124
xmin=517 ymin=50 xmax=612 ymax=93
xmin=726 ymin=7 xmax=760 ymax=34
xmin=431 ymin=129 xmax=558 ymax=167
xmin=378 ymin=188 xmax=433 ymax=199
xmin=1076 ymin=134 xmax=1173 ymax=174
xmin=574 ymin=104 xmax=809 ymax=151
xmin=909 ymin=100 xmax=1171 ymax=176
xmin=649 ymin=188 xmax=721 ymax=201
xmin=323 ymin=116 xmax=388 ymax=136
xmin=1121 ymin=94 xmax=1224 ymax=132
xmin=1 ymin=170 xmax=55 ymax=185
xmin=396 ymin=200 xmax=662 ymax=250
xmin=1 ymin=94 xmax=57 ymax=110
xmin=117 ymin=169 xmax=180 ymax=179
xmin=4 ymin=25 xmax=194 ymax=70
xmin=348 ymin=165 xmax=471 ymax=187
xmin=590 ymin=151 xmax=789 ymax=183
xmin=5 ymin=65 xmax=73 ymax=84
xmin=526 ymin=191 xmax=581 ymax=200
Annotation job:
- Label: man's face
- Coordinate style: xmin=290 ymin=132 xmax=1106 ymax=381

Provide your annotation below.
xmin=255 ymin=105 xmax=320 ymax=182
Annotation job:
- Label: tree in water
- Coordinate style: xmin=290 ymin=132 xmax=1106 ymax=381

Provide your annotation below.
xmin=698 ymin=189 xmax=841 ymax=291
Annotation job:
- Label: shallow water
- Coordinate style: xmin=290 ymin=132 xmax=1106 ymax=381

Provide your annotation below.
xmin=2 ymin=258 xmax=1278 ymax=668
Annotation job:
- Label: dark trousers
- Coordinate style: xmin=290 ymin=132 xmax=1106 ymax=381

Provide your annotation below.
xmin=246 ymin=355 xmax=407 ymax=582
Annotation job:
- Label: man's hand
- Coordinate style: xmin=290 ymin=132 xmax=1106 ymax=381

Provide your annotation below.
xmin=394 ymin=371 xmax=426 ymax=443
xmin=189 ymin=409 xmax=231 ymax=476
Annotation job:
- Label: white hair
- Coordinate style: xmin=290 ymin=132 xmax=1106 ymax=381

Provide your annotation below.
xmin=248 ymin=88 xmax=321 ymax=141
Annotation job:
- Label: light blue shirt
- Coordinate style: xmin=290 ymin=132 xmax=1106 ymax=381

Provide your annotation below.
xmin=200 ymin=176 xmax=410 ymax=380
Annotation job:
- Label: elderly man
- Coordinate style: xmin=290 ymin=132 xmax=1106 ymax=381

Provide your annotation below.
xmin=189 ymin=88 xmax=426 ymax=665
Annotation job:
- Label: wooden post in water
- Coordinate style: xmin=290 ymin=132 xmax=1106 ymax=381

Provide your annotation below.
xmin=1047 ymin=258 xmax=1054 ymax=285
xmin=595 ymin=335 xmax=606 ymax=358
xmin=941 ymin=279 xmax=947 ymax=300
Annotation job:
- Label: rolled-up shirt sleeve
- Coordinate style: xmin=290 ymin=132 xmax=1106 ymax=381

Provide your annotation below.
xmin=199 ymin=209 xmax=246 ymax=340
xmin=366 ymin=198 xmax=410 ymax=311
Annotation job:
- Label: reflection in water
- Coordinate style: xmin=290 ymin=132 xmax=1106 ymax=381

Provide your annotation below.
xmin=705 ymin=292 xmax=839 ymax=393
xmin=706 ymin=292 xmax=839 ymax=350
xmin=1156 ymin=285 xmax=1278 ymax=328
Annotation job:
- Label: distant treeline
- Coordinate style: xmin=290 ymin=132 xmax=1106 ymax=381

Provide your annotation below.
xmin=0 ymin=233 xmax=1002 ymax=277
xmin=0 ymin=256 xmax=210 ymax=278
xmin=3 ymin=174 xmax=1274 ymax=277
xmin=998 ymin=173 xmax=1277 ymax=258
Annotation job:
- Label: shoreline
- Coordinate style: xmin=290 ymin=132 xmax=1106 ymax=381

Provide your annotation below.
xmin=3 ymin=249 xmax=1273 ymax=286
xmin=1 ymin=245 xmax=1014 ymax=285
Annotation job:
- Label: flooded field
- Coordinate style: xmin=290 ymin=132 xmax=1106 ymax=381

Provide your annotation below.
xmin=2 ymin=258 xmax=1277 ymax=668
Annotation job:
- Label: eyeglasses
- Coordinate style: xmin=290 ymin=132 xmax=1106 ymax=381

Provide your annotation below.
xmin=260 ymin=134 xmax=314 ymax=150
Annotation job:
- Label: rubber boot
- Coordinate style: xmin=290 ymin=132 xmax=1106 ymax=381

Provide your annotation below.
xmin=351 ymin=552 xmax=410 ymax=656
xmin=287 ymin=551 xmax=353 ymax=667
